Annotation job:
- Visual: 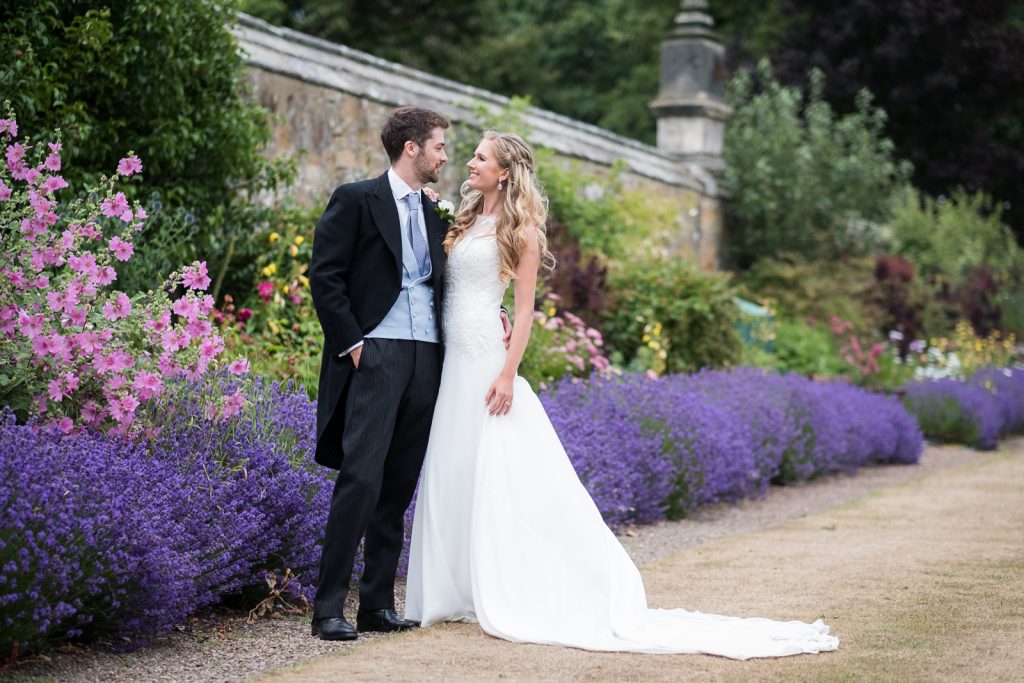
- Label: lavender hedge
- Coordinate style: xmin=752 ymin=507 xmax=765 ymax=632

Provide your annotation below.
xmin=904 ymin=367 xmax=1024 ymax=450
xmin=1 ymin=379 xmax=332 ymax=653
xmin=4 ymin=368 xmax=925 ymax=652
xmin=541 ymin=369 xmax=923 ymax=524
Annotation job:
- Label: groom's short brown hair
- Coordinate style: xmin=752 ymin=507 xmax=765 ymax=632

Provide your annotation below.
xmin=381 ymin=107 xmax=450 ymax=162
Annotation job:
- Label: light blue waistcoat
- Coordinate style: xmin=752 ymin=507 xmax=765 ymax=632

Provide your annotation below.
xmin=365 ymin=223 xmax=440 ymax=343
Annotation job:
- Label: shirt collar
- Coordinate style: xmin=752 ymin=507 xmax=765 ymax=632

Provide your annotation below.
xmin=387 ymin=167 xmax=418 ymax=202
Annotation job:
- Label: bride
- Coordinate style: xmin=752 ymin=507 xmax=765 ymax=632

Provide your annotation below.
xmin=405 ymin=131 xmax=838 ymax=659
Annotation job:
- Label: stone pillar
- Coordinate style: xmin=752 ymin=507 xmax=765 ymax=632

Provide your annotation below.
xmin=649 ymin=0 xmax=730 ymax=174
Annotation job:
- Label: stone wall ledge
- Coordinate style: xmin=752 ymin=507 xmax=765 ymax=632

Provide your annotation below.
xmin=233 ymin=12 xmax=716 ymax=195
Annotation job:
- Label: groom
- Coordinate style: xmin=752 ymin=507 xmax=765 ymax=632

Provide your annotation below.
xmin=308 ymin=106 xmax=452 ymax=640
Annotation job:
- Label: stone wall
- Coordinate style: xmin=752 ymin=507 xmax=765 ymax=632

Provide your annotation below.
xmin=234 ymin=13 xmax=724 ymax=270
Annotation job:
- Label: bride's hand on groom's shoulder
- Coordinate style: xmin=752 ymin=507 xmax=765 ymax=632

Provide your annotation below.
xmin=500 ymin=310 xmax=512 ymax=349
xmin=422 ymin=186 xmax=440 ymax=203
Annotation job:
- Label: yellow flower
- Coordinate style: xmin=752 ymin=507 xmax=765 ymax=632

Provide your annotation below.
xmin=547 ymin=307 xmax=556 ymax=317
xmin=294 ymin=235 xmax=305 ymax=245
xmin=283 ymin=284 xmax=290 ymax=294
xmin=653 ymin=323 xmax=662 ymax=336
xmin=268 ymin=232 xmax=280 ymax=243
xmin=649 ymin=340 xmax=660 ymax=351
xmin=642 ymin=334 xmax=650 ymax=343
xmin=298 ymin=274 xmax=309 ymax=287
xmin=262 ymin=263 xmax=277 ymax=277
xmin=288 ymin=244 xmax=299 ymax=257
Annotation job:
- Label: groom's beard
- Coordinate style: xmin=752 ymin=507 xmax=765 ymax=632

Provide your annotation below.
xmin=415 ymin=156 xmax=442 ymax=185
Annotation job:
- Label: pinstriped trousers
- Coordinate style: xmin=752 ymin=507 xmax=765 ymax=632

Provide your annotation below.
xmin=313 ymin=338 xmax=442 ymax=618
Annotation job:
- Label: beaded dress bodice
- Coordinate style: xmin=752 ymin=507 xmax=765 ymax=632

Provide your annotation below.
xmin=442 ymin=216 xmax=508 ymax=359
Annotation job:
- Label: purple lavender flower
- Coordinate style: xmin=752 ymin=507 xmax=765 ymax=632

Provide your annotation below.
xmin=905 ymin=366 xmax=1024 ymax=449
xmin=541 ymin=368 xmax=922 ymax=523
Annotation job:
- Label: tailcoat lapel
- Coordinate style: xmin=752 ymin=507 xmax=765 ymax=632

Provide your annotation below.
xmin=367 ymin=172 xmax=403 ymax=270
xmin=422 ymin=195 xmax=447 ymax=289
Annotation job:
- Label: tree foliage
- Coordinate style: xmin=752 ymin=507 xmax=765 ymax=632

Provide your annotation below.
xmin=723 ymin=61 xmax=911 ymax=267
xmin=241 ymin=0 xmax=680 ymax=144
xmin=771 ymin=0 xmax=1024 ymax=242
xmin=0 ymin=0 xmax=291 ymax=293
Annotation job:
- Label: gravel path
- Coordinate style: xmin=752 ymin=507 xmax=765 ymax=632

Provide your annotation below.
xmin=0 ymin=440 xmax=997 ymax=683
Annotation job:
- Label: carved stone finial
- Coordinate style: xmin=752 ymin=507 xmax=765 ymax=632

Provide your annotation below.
xmin=670 ymin=0 xmax=716 ymax=40
xmin=649 ymin=0 xmax=729 ymax=172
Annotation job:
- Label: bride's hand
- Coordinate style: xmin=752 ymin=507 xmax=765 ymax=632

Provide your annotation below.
xmin=485 ymin=374 xmax=514 ymax=416
xmin=422 ymin=186 xmax=440 ymax=203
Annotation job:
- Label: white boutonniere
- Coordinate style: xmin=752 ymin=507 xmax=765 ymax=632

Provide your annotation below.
xmin=434 ymin=199 xmax=456 ymax=223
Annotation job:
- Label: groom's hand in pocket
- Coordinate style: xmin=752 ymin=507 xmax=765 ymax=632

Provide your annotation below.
xmin=349 ymin=345 xmax=363 ymax=369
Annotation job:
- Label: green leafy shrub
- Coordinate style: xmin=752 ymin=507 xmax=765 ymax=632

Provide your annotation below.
xmin=215 ymin=203 xmax=323 ymax=397
xmin=771 ymin=318 xmax=847 ymax=377
xmin=733 ymin=253 xmax=886 ymax=335
xmin=724 ymin=60 xmax=911 ymax=267
xmin=604 ymin=260 xmax=741 ymax=373
xmin=888 ymin=188 xmax=1024 ymax=335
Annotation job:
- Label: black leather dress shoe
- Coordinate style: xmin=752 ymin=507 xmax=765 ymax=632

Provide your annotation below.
xmin=356 ymin=608 xmax=419 ymax=633
xmin=311 ymin=616 xmax=358 ymax=641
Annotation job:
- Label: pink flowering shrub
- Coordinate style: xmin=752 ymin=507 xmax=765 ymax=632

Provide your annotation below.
xmin=519 ymin=293 xmax=616 ymax=391
xmin=0 ymin=113 xmax=246 ymax=433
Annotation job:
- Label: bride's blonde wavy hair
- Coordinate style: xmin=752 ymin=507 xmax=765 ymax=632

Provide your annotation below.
xmin=443 ymin=131 xmax=555 ymax=281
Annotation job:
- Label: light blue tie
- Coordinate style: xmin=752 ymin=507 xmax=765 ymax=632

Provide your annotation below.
xmin=404 ymin=192 xmax=430 ymax=275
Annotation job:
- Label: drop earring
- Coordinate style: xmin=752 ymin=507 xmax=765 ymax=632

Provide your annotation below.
xmin=497 ymin=179 xmax=504 ymax=191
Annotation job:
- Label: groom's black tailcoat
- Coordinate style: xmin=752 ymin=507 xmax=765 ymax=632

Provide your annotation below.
xmin=309 ymin=170 xmax=448 ymax=616
xmin=310 ymin=171 xmax=448 ymax=470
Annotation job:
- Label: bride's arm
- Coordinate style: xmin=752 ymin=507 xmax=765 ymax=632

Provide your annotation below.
xmin=484 ymin=226 xmax=540 ymax=416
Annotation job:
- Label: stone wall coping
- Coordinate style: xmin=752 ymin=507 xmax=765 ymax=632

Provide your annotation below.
xmin=233 ymin=12 xmax=715 ymax=194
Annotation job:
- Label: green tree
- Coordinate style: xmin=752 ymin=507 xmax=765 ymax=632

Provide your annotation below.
xmin=723 ymin=61 xmax=911 ymax=267
xmin=771 ymin=0 xmax=1024 ymax=243
xmin=0 ymin=0 xmax=291 ymax=294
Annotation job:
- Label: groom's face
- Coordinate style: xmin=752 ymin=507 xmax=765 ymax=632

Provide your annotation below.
xmin=414 ymin=127 xmax=448 ymax=185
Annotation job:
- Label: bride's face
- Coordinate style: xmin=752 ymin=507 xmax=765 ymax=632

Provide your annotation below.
xmin=466 ymin=139 xmax=507 ymax=192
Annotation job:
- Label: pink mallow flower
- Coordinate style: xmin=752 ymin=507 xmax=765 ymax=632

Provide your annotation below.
xmin=146 ymin=310 xmax=172 ymax=333
xmin=171 ymin=296 xmax=201 ymax=322
xmin=0 ymin=180 xmax=12 ymax=201
xmin=0 ymin=119 xmax=18 ymax=137
xmin=199 ymin=335 xmax=225 ymax=361
xmin=48 ymin=378 xmax=67 ymax=402
xmin=81 ymin=402 xmax=103 ymax=425
xmin=18 ymin=312 xmax=46 ymax=339
xmin=108 ymin=236 xmax=134 ymax=261
xmin=75 ymin=331 xmax=103 ymax=354
xmin=227 ymin=358 xmax=250 ymax=376
xmin=44 ymin=143 xmax=62 ymax=171
xmin=185 ymin=318 xmax=212 ymax=339
xmin=40 ymin=175 xmax=68 ymax=195
xmin=117 ymin=155 xmax=143 ymax=176
xmin=100 ymin=192 xmax=133 ymax=222
xmin=102 ymin=292 xmax=132 ymax=322
xmin=182 ymin=261 xmax=211 ymax=290
xmin=220 ymin=391 xmax=245 ymax=421
xmin=66 ymin=307 xmax=88 ymax=327
xmin=109 ymin=394 xmax=140 ymax=424
xmin=133 ymin=371 xmax=163 ymax=400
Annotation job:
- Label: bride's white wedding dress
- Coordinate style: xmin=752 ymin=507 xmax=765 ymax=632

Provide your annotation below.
xmin=405 ymin=216 xmax=838 ymax=659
